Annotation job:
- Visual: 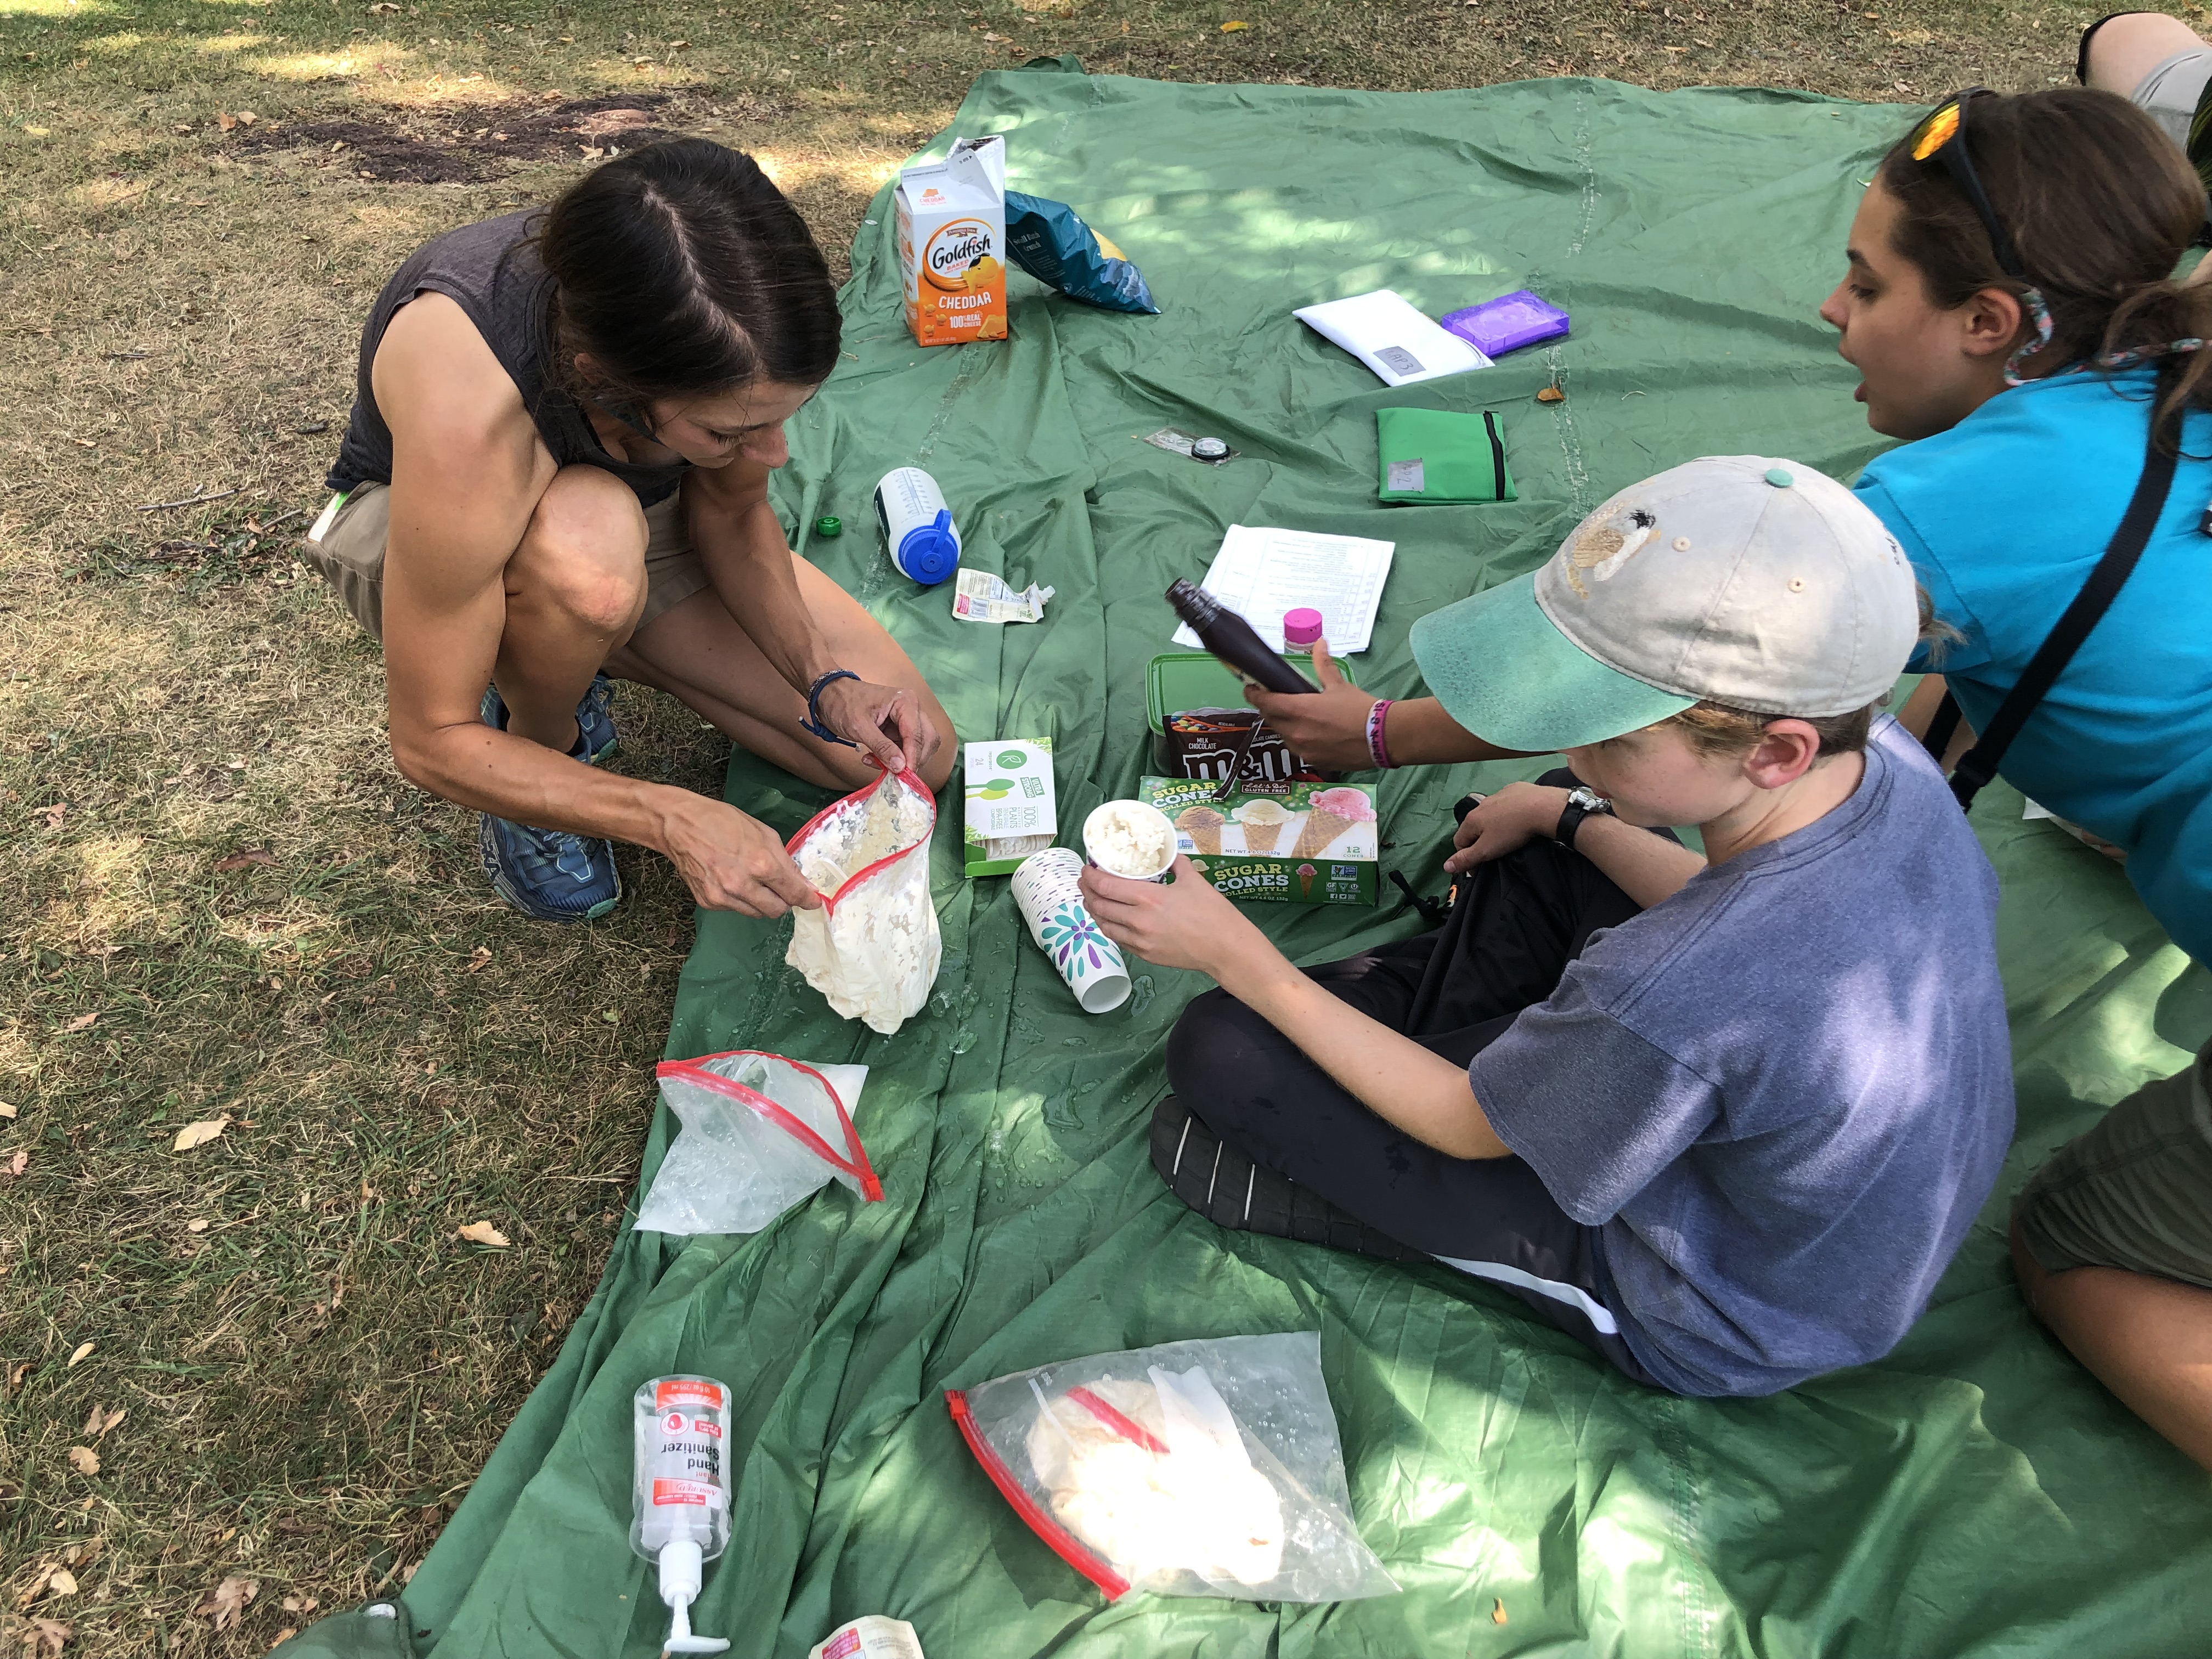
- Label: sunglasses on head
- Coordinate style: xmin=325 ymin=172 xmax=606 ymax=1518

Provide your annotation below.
xmin=1908 ymin=87 xmax=2029 ymax=282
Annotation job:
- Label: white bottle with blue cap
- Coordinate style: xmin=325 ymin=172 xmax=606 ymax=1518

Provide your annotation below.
xmin=874 ymin=467 xmax=963 ymax=587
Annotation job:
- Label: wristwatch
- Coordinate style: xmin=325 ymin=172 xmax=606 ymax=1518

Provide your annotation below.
xmin=1553 ymin=785 xmax=1615 ymax=848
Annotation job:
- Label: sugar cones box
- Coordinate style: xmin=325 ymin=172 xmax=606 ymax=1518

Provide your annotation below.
xmin=896 ymin=134 xmax=1009 ymax=347
xmin=1139 ymin=777 xmax=1379 ymax=905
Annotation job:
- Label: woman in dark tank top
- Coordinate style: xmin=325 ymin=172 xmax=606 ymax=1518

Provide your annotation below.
xmin=305 ymin=139 xmax=951 ymax=926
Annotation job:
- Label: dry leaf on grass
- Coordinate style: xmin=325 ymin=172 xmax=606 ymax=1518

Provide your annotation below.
xmin=17 ymin=1563 xmax=58 ymax=1607
xmin=46 ymin=1569 xmax=78 ymax=1596
xmin=63 ymin=1013 xmax=97 ymax=1032
xmin=5 ymin=1150 xmax=26 ymax=1179
xmin=34 ymin=803 xmax=65 ymax=830
xmin=65 ymin=1447 xmax=98 ymax=1476
xmin=27 ymin=1619 xmax=70 ymax=1655
xmin=213 ymin=847 xmax=276 ymax=872
xmin=0 ymin=1102 xmax=16 ymax=1119
xmin=194 ymin=1575 xmax=257 ymax=1632
xmin=173 ymin=1115 xmax=232 ymax=1152
xmin=81 ymin=1404 xmax=125 ymax=1437
xmin=67 ymin=1342 xmax=94 ymax=1368
xmin=216 ymin=111 xmax=236 ymax=131
xmin=186 ymin=1218 xmax=209 ymax=1233
xmin=1221 ymin=18 xmax=1251 ymax=29
xmin=455 ymin=1220 xmax=510 ymax=1248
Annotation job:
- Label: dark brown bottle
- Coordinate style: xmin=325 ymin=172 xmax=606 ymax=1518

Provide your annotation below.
xmin=1165 ymin=578 xmax=1319 ymax=695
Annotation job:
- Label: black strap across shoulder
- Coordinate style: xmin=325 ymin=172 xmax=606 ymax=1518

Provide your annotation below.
xmin=1944 ymin=362 xmax=2182 ymax=810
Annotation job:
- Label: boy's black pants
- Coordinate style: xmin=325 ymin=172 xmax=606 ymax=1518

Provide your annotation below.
xmin=1163 ymin=782 xmax=1661 ymax=1383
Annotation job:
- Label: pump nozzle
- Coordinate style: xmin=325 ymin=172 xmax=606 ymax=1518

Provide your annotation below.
xmin=655 ymin=1538 xmax=730 ymax=1656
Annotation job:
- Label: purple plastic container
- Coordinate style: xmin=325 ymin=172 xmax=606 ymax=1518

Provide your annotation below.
xmin=1440 ymin=290 xmax=1571 ymax=358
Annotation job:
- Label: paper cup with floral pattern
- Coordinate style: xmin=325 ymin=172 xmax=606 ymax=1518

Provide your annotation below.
xmin=1012 ymin=848 xmax=1132 ymax=1014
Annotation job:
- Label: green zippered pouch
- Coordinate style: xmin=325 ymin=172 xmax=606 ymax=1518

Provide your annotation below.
xmin=1375 ymin=407 xmax=1516 ymax=504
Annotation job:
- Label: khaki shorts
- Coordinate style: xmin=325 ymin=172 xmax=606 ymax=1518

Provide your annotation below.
xmin=2015 ymin=1038 xmax=2212 ymax=1288
xmin=300 ymin=480 xmax=712 ymax=643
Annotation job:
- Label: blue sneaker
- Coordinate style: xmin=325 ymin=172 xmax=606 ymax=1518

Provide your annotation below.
xmin=479 ymin=813 xmax=622 ymax=923
xmin=480 ymin=672 xmax=618 ymax=764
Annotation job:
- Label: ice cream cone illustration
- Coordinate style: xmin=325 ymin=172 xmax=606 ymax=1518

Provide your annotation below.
xmin=1232 ymin=797 xmax=1290 ymax=853
xmin=1176 ymin=804 xmax=1227 ymax=855
xmin=1291 ymin=786 xmax=1378 ymax=860
xmin=1296 ymin=862 xmax=1317 ymax=898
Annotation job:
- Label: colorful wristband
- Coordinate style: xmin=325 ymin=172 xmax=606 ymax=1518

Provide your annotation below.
xmin=1365 ymin=699 xmax=1395 ymax=770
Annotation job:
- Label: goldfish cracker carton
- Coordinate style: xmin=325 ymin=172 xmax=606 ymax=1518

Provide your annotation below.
xmin=895 ymin=134 xmax=1009 ymax=347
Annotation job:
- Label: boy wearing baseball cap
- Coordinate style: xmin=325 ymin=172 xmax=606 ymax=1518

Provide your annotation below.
xmin=1081 ymin=456 xmax=2015 ymax=1397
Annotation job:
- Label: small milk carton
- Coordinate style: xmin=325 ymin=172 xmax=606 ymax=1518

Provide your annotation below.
xmin=964 ymin=737 xmax=1056 ymax=877
xmin=895 ymin=135 xmax=1009 ymax=347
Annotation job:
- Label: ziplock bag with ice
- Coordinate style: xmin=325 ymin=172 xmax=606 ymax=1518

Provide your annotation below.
xmin=786 ymin=768 xmax=941 ymax=1036
xmin=636 ymin=1052 xmax=882 ymax=1235
xmin=946 ymin=1331 xmax=1398 ymax=1603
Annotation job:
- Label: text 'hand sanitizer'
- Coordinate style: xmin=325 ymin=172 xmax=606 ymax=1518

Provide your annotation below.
xmin=633 ymin=1375 xmax=733 ymax=1655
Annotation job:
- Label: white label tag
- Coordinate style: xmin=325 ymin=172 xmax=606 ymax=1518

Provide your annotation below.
xmin=1374 ymin=345 xmax=1424 ymax=376
xmin=1386 ymin=458 xmax=1425 ymax=493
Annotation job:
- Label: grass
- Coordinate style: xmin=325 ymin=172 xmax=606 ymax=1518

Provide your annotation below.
xmin=0 ymin=0 xmax=2145 ymax=1649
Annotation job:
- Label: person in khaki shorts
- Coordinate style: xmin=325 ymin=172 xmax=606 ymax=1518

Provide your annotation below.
xmin=306 ymin=137 xmax=952 ymax=924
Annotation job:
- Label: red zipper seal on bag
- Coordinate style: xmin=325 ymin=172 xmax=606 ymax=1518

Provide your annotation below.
xmin=783 ymin=765 xmax=936 ymax=917
xmin=654 ymin=1051 xmax=884 ymax=1203
xmin=946 ymin=1390 xmax=1132 ymax=1600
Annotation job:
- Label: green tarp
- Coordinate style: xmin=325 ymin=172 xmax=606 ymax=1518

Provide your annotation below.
xmin=315 ymin=64 xmax=2212 ymax=1659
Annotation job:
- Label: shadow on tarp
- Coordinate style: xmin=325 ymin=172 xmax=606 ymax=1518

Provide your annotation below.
xmin=295 ymin=56 xmax=2212 ymax=1659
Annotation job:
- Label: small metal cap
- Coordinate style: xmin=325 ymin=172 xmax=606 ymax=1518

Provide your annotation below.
xmin=1190 ymin=436 xmax=1230 ymax=461
xmin=813 ymin=515 xmax=843 ymax=538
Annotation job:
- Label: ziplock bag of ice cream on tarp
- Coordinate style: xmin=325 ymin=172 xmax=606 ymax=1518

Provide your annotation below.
xmin=786 ymin=768 xmax=941 ymax=1036
xmin=636 ymin=1052 xmax=882 ymax=1236
xmin=946 ymin=1331 xmax=1399 ymax=1603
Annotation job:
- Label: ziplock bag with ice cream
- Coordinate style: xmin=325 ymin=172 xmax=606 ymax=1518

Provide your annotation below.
xmin=945 ymin=1331 xmax=1398 ymax=1604
xmin=636 ymin=1051 xmax=882 ymax=1235
xmin=786 ymin=768 xmax=941 ymax=1035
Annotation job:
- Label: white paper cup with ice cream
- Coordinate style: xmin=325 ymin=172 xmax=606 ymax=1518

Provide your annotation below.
xmin=1012 ymin=847 xmax=1132 ymax=1014
xmin=1081 ymin=800 xmax=1178 ymax=883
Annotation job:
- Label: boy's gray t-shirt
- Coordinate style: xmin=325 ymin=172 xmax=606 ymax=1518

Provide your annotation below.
xmin=1470 ymin=718 xmax=2015 ymax=1396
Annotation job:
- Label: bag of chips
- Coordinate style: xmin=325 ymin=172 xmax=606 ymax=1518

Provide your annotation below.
xmin=946 ymin=1331 xmax=1399 ymax=1603
xmin=1004 ymin=190 xmax=1160 ymax=315
xmin=786 ymin=768 xmax=941 ymax=1036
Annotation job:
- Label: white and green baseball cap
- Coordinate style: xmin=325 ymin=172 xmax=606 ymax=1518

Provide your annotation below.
xmin=1409 ymin=455 xmax=1920 ymax=753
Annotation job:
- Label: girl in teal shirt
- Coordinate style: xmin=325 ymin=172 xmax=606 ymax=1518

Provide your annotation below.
xmin=1821 ymin=83 xmax=2212 ymax=1474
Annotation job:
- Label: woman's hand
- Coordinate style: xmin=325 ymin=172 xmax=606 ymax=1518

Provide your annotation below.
xmin=1443 ymin=782 xmax=1568 ymax=874
xmin=815 ymin=674 xmax=943 ymax=777
xmin=660 ymin=795 xmax=824 ymax=917
xmin=1242 ymin=638 xmax=1380 ymax=772
xmin=1079 ymin=856 xmax=1277 ymax=979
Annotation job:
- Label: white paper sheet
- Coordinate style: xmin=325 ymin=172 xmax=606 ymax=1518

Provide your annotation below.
xmin=1170 ymin=525 xmax=1395 ymax=654
xmin=1291 ymin=289 xmax=1492 ymax=386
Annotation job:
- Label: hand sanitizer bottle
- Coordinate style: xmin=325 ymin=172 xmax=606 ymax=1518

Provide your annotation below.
xmin=632 ymin=1375 xmax=733 ymax=1655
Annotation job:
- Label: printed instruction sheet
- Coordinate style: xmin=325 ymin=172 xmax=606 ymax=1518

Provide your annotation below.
xmin=1170 ymin=525 xmax=1396 ymax=654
